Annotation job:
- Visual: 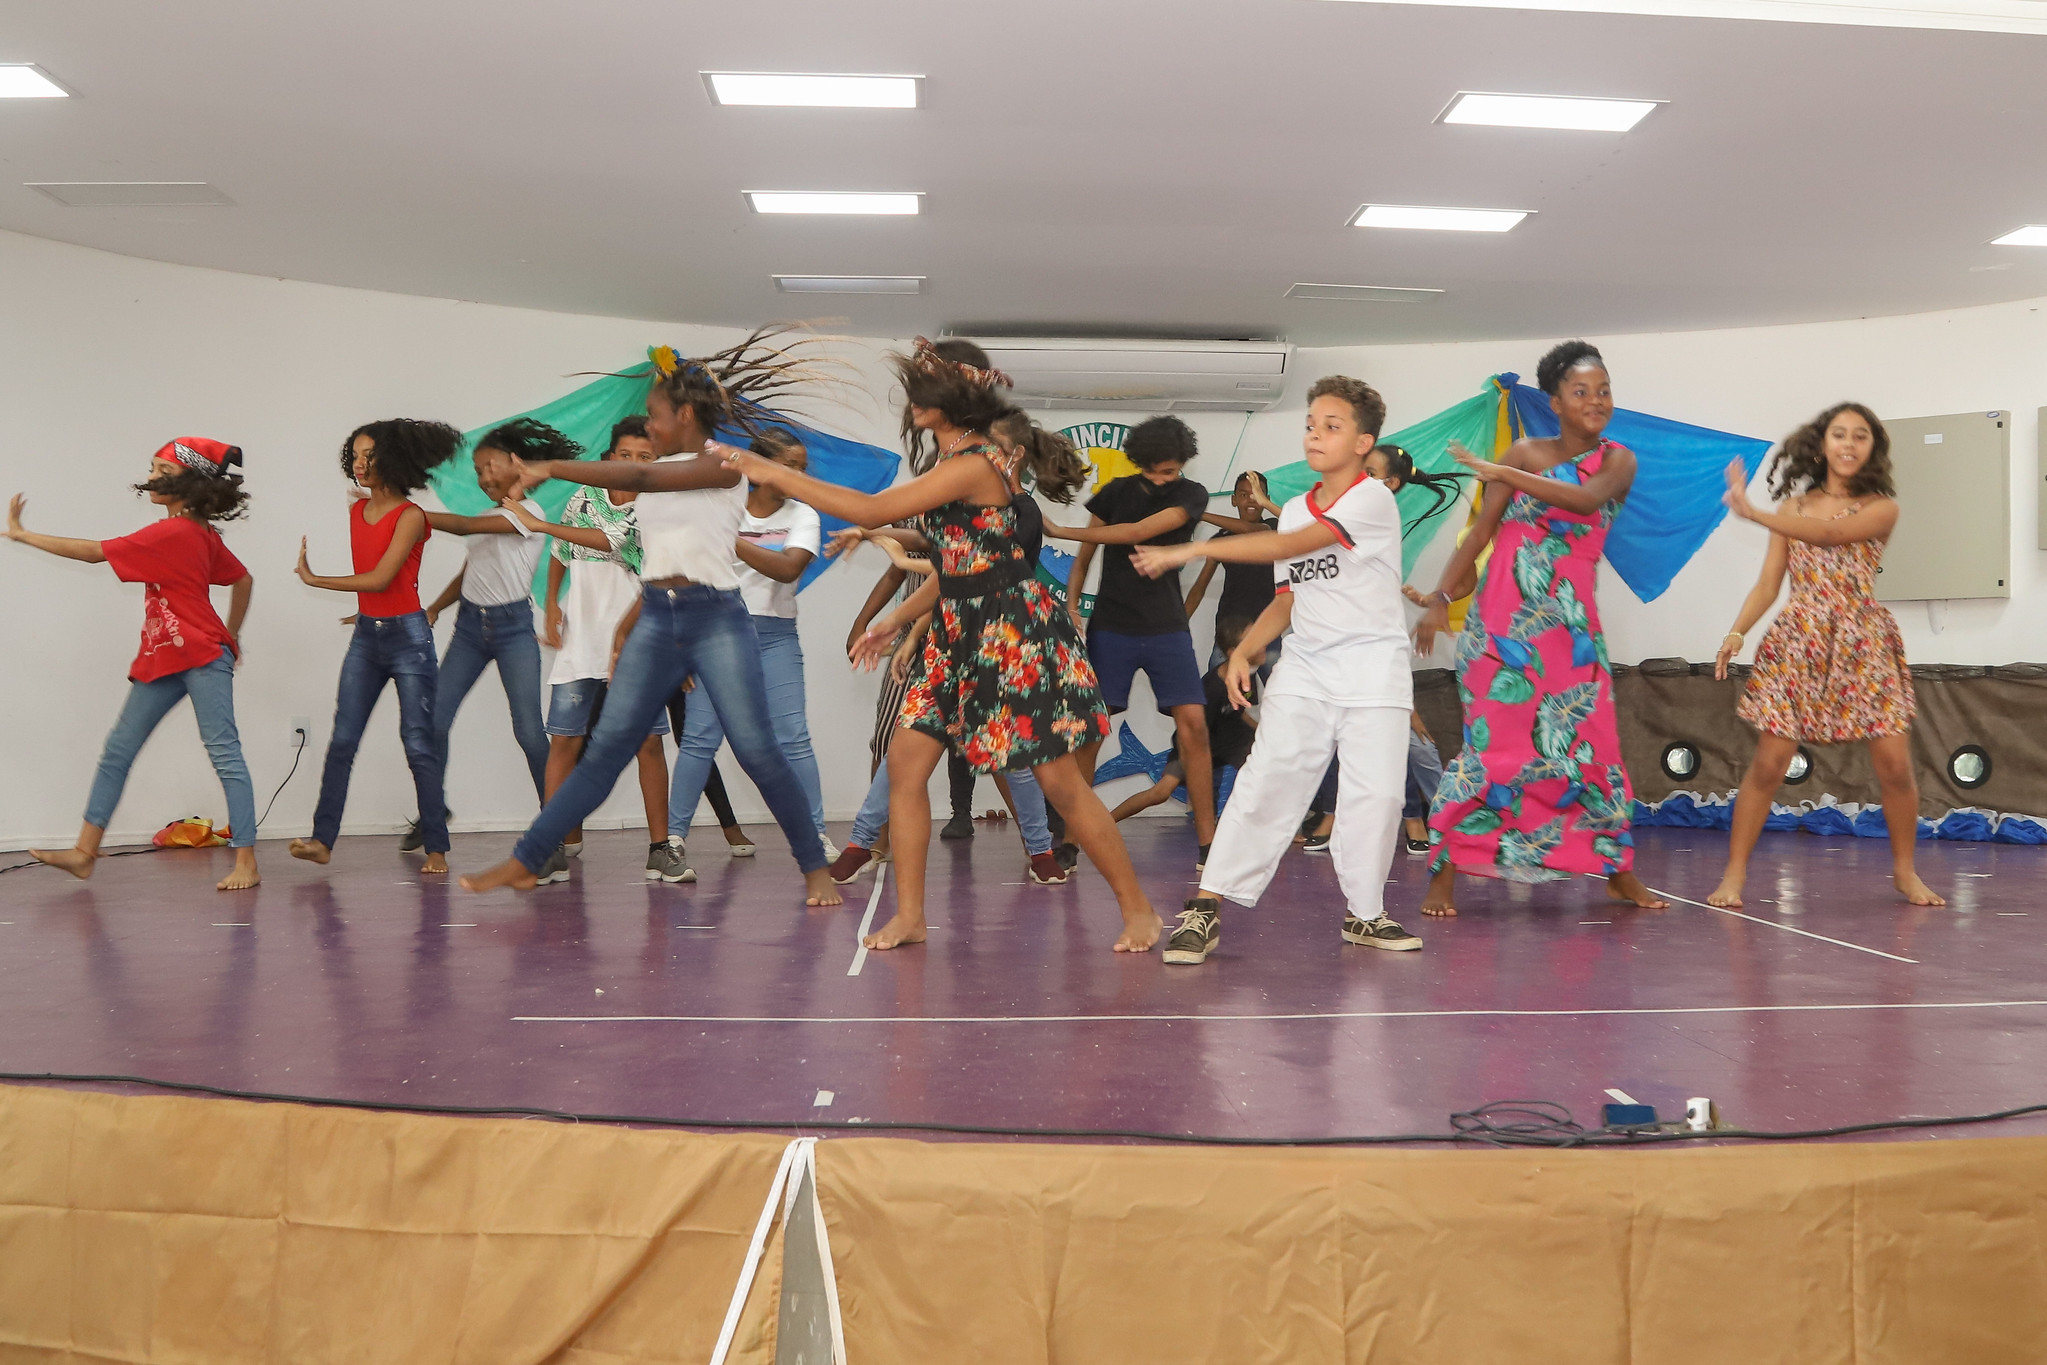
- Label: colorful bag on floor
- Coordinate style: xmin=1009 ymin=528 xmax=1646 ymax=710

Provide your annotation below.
xmin=153 ymin=816 xmax=230 ymax=848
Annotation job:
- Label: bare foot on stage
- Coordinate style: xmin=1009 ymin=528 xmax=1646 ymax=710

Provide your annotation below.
xmin=1607 ymin=871 xmax=1670 ymax=909
xmin=421 ymin=853 xmax=449 ymax=875
xmin=288 ymin=838 xmax=331 ymax=864
xmin=217 ymin=850 xmax=260 ymax=892
xmin=1894 ymin=873 xmax=1945 ymax=907
xmin=805 ymin=868 xmax=843 ymax=907
xmin=1705 ymin=875 xmax=1745 ymax=908
xmin=30 ymin=847 xmax=95 ymax=881
xmin=1420 ymin=864 xmax=1458 ymax=917
xmin=863 ymin=913 xmax=926 ymax=950
xmin=1113 ymin=908 xmax=1163 ymax=952
xmin=459 ymin=857 xmax=534 ymax=892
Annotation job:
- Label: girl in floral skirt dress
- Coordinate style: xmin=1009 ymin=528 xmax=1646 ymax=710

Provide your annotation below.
xmin=724 ymin=338 xmax=1163 ymax=953
xmin=1706 ymin=402 xmax=1943 ymax=908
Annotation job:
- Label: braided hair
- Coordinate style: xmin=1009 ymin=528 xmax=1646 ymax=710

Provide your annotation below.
xmin=635 ymin=324 xmax=845 ymax=444
xmin=1372 ymin=442 xmax=1467 ymax=535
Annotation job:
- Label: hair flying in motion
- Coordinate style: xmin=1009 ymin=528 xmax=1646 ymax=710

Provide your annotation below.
xmin=134 ymin=466 xmax=250 ymax=523
xmin=990 ymin=409 xmax=1090 ymax=505
xmin=619 ymin=324 xmax=846 ymax=443
xmin=477 ymin=417 xmax=582 ymax=464
xmin=1373 ymin=442 xmax=1467 ymax=535
xmin=339 ymin=419 xmax=464 ymax=496
xmin=893 ymin=337 xmax=1015 ymax=472
xmin=1766 ymin=401 xmax=1894 ymax=501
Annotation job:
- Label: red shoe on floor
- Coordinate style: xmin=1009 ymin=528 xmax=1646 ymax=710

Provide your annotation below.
xmin=1027 ymin=851 xmax=1070 ymax=885
xmin=829 ymin=845 xmax=876 ymax=884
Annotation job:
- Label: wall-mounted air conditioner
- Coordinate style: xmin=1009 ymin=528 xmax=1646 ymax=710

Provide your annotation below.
xmin=971 ymin=337 xmax=1295 ymax=412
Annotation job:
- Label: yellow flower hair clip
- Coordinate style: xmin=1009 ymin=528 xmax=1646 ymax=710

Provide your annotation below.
xmin=648 ymin=344 xmax=681 ymax=379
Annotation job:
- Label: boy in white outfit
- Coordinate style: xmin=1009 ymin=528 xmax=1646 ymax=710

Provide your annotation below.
xmin=1131 ymin=375 xmax=1421 ymax=963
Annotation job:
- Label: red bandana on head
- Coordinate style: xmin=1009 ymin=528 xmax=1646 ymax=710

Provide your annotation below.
xmin=155 ymin=437 xmax=244 ymax=479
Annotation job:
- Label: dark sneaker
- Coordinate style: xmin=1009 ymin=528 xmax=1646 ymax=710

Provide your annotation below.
xmin=829 ymin=845 xmax=876 ymax=884
xmin=1053 ymin=841 xmax=1080 ymax=871
xmin=1295 ymin=811 xmax=1324 ymax=843
xmin=940 ymin=812 xmax=975 ymax=840
xmin=1342 ymin=915 xmax=1421 ymax=951
xmin=1196 ymin=843 xmax=1210 ymax=874
xmin=1303 ymin=831 xmax=1332 ymax=855
xmin=645 ymin=839 xmax=693 ymax=883
xmin=1027 ymin=852 xmax=1069 ymax=885
xmin=1163 ymin=899 xmax=1222 ymax=965
xmin=400 ymin=819 xmax=425 ymax=852
xmin=1405 ymin=836 xmax=1431 ymax=856
xmin=536 ymin=845 xmax=572 ymax=884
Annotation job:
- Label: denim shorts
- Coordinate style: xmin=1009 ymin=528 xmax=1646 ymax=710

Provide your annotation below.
xmin=546 ymin=677 xmax=671 ymax=738
xmin=1088 ymin=627 xmax=1207 ymax=713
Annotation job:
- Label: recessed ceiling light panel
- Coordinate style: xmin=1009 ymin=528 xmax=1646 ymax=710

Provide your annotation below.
xmin=774 ymin=275 xmax=924 ymax=294
xmin=1441 ymin=91 xmax=1660 ymax=132
xmin=28 ymin=182 xmax=234 ymax=207
xmin=1991 ymin=224 xmax=2047 ymax=247
xmin=747 ymin=191 xmax=920 ymax=216
xmin=1286 ymin=282 xmax=1445 ymax=303
xmin=705 ymin=72 xmax=919 ymax=108
xmin=0 ymin=64 xmax=68 ymax=98
xmin=1352 ymin=203 xmax=1529 ymax=232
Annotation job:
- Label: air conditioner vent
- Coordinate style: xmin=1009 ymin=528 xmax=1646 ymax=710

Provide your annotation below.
xmin=975 ymin=337 xmax=1294 ymax=412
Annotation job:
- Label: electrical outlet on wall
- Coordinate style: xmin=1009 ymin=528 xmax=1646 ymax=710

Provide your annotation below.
xmin=290 ymin=716 xmax=311 ymax=749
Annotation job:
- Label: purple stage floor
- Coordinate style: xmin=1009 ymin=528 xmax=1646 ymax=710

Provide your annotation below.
xmin=3 ymin=822 xmax=2044 ymax=1143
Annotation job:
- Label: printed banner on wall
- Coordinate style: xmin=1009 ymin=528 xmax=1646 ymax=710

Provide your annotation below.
xmin=1038 ymin=420 xmax=1142 ymax=610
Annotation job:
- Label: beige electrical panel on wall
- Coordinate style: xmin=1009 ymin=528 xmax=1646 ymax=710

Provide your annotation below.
xmin=1873 ymin=410 xmax=2010 ymax=601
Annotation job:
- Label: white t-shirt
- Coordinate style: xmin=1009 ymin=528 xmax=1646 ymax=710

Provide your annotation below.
xmin=1266 ymin=477 xmax=1413 ymax=709
xmin=548 ymin=488 xmax=644 ymax=686
xmin=460 ymin=501 xmax=545 ymax=606
xmin=736 ymin=500 xmax=821 ymax=619
xmin=636 ymin=454 xmax=746 ymax=590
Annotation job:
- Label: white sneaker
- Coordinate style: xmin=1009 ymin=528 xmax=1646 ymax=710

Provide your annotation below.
xmin=820 ymin=835 xmax=840 ymax=862
xmin=564 ymin=840 xmax=583 ymax=859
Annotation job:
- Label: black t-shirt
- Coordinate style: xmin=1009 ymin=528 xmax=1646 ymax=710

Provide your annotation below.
xmin=1203 ymin=667 xmax=1257 ymax=769
xmin=1084 ymin=473 xmax=1209 ymax=636
xmin=1215 ymin=516 xmax=1280 ymax=629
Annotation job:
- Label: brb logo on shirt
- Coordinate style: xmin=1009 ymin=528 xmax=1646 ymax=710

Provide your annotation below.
xmin=1290 ymin=554 xmax=1341 ymax=585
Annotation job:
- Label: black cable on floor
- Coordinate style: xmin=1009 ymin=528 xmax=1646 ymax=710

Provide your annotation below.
xmin=3 ymin=1071 xmax=2044 ymax=1149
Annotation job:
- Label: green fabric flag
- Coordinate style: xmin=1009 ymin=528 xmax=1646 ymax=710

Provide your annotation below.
xmin=1261 ymin=386 xmax=1496 ymax=575
xmin=427 ymin=369 xmax=654 ymax=519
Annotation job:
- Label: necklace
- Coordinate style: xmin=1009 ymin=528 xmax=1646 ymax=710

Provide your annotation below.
xmin=940 ymin=430 xmax=979 ymax=459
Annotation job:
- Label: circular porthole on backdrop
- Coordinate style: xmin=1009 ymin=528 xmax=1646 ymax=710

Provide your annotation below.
xmin=1659 ymin=742 xmax=1700 ymax=781
xmin=1783 ymin=748 xmax=1814 ymax=786
xmin=1948 ymin=745 xmax=1992 ymax=790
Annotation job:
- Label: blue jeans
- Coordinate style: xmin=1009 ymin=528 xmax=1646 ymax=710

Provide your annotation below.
xmin=850 ymin=759 xmax=1054 ymax=855
xmin=433 ymin=599 xmax=548 ymax=803
xmin=313 ymin=612 xmax=448 ymax=853
xmin=513 ymin=585 xmax=826 ymax=874
xmin=668 ymin=614 xmax=825 ymax=841
xmin=84 ymin=653 xmax=256 ymax=848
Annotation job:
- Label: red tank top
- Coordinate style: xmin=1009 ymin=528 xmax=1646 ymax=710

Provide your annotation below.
xmin=350 ymin=498 xmax=429 ymax=617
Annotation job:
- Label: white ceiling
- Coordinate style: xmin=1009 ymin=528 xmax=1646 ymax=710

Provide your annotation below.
xmin=0 ymin=0 xmax=2043 ymax=345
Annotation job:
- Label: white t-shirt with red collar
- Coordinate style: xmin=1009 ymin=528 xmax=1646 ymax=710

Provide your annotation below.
xmin=1268 ymin=476 xmax=1412 ymax=709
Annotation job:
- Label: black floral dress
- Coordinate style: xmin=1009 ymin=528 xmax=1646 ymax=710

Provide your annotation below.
xmin=899 ymin=446 xmax=1111 ymax=771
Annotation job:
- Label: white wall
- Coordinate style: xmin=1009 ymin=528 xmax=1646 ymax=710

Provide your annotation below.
xmin=7 ymin=224 xmax=2044 ymax=849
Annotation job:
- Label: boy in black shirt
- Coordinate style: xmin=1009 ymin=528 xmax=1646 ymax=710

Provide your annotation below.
xmin=1047 ymin=416 xmax=1218 ymax=867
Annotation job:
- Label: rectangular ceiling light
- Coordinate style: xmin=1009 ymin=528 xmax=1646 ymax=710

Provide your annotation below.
xmin=704 ymin=72 xmax=919 ymax=108
xmin=1991 ymin=224 xmax=2047 ymax=247
xmin=0 ymin=64 xmax=68 ymax=98
xmin=747 ymin=191 xmax=920 ymax=215
xmin=1352 ymin=203 xmax=1529 ymax=232
xmin=1441 ymin=91 xmax=1660 ymax=132
xmin=774 ymin=275 xmax=924 ymax=294
xmin=28 ymin=182 xmax=235 ymax=207
xmin=1286 ymin=282 xmax=1444 ymax=303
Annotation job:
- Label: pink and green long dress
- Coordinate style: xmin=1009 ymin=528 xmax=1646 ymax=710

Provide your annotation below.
xmin=1429 ymin=440 xmax=1636 ymax=881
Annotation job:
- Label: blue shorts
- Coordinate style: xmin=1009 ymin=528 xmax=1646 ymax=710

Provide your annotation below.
xmin=546 ymin=677 xmax=671 ymax=738
xmin=1087 ymin=627 xmax=1206 ymax=714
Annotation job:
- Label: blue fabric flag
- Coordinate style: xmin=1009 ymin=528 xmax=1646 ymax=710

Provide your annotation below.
xmin=1503 ymin=379 xmax=1771 ymax=603
xmin=715 ymin=422 xmax=899 ymax=592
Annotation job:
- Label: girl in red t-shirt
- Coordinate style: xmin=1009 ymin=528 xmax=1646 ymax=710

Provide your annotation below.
xmin=291 ymin=419 xmax=462 ymax=872
xmin=7 ymin=439 xmax=261 ymax=891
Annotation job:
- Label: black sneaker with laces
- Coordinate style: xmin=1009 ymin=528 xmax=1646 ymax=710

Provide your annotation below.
xmin=1195 ymin=843 xmax=1210 ymax=873
xmin=940 ymin=811 xmax=975 ymax=840
xmin=1342 ymin=914 xmax=1421 ymax=951
xmin=1163 ymin=898 xmax=1222 ymax=966
xmin=399 ymin=818 xmax=425 ymax=853
xmin=1405 ymin=835 xmax=1431 ymax=856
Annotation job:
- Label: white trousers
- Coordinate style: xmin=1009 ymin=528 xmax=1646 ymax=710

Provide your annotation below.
xmin=1199 ymin=696 xmax=1407 ymax=921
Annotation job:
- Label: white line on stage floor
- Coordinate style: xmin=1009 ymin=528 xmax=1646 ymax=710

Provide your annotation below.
xmin=1591 ymin=876 xmax=1919 ymax=964
xmin=512 ymin=998 xmax=2047 ymax=1025
xmin=846 ymin=863 xmax=888 ymax=977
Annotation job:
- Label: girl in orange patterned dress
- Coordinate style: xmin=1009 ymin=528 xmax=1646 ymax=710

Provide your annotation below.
xmin=1707 ymin=402 xmax=1943 ymax=909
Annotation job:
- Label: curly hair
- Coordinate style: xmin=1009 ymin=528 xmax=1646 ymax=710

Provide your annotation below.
xmin=1371 ymin=442 xmax=1466 ymax=536
xmin=894 ymin=338 xmax=1013 ymax=472
xmin=638 ymin=324 xmax=843 ymax=445
xmin=1305 ymin=375 xmax=1387 ymax=437
xmin=134 ymin=467 xmax=250 ymax=523
xmin=1125 ymin=415 xmax=1198 ymax=470
xmin=605 ymin=415 xmax=648 ymax=453
xmin=991 ymin=410 xmax=1090 ymax=505
xmin=340 ymin=419 xmax=463 ymax=495
xmin=1767 ymin=402 xmax=1893 ymax=501
xmin=1536 ymin=340 xmax=1606 ymax=396
xmin=478 ymin=417 xmax=581 ymax=464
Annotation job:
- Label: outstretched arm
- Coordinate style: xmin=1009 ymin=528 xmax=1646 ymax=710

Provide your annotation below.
xmin=425 ymin=508 xmax=523 ymax=536
xmin=1725 ymin=463 xmax=1900 ymax=547
xmin=1453 ymin=439 xmax=1636 ymax=517
xmin=1044 ymin=506 xmax=1193 ymax=545
xmin=1201 ymin=510 xmax=1268 ymax=535
xmin=500 ymin=497 xmax=611 ymax=553
xmin=734 ymin=539 xmax=814 ymax=584
xmin=724 ymin=446 xmax=999 ymax=527
xmin=296 ymin=505 xmax=428 ymax=594
xmin=1715 ymin=530 xmax=1790 ymax=680
xmin=1132 ymin=522 xmax=1336 ymax=577
xmin=513 ymin=452 xmax=739 ymax=496
xmin=5 ymin=495 xmax=107 ymax=562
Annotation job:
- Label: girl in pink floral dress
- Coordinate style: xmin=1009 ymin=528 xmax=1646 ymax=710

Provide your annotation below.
xmin=1706 ymin=402 xmax=1942 ymax=909
xmin=1412 ymin=341 xmax=1668 ymax=917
